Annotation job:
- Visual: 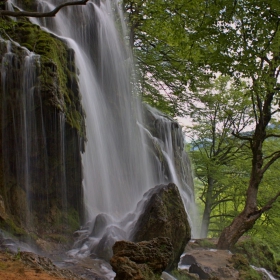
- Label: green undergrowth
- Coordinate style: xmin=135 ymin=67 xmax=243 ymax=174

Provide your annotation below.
xmin=234 ymin=237 xmax=280 ymax=276
xmin=231 ymin=253 xmax=262 ymax=280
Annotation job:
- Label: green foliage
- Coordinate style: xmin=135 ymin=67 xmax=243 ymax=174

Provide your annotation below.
xmin=127 ymin=0 xmax=280 ymax=246
xmin=123 ymin=0 xmax=213 ymax=115
xmin=143 ymin=90 xmax=176 ymax=117
xmin=66 ymin=208 xmax=80 ymax=233
xmin=51 ymin=207 xmax=80 ymax=235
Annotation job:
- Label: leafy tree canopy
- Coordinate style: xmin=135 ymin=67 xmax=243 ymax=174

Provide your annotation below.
xmin=124 ymin=0 xmax=280 ymax=248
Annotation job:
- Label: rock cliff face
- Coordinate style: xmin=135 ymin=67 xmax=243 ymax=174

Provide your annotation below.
xmin=0 ymin=15 xmax=85 ymax=240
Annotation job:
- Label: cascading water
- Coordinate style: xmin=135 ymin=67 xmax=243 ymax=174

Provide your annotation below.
xmin=143 ymin=105 xmax=195 ymax=203
xmin=27 ymin=0 xmax=159 ymax=220
xmin=0 ymin=16 xmax=84 ymax=236
xmin=6 ymin=0 xmax=197 ymax=252
xmin=1 ymin=37 xmax=41 ymax=229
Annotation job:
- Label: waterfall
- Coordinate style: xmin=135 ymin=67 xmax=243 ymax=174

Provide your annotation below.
xmin=6 ymin=0 xmax=197 ymax=237
xmin=21 ymin=0 xmax=157 ymax=221
xmin=143 ymin=105 xmax=197 ymax=232
xmin=1 ymin=37 xmax=41 ymax=229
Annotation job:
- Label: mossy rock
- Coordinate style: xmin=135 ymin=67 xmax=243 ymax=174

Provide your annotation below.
xmin=234 ymin=237 xmax=278 ymax=275
xmin=130 ymin=183 xmax=191 ymax=271
xmin=0 ymin=16 xmax=85 ymax=137
xmin=231 ymin=254 xmax=262 ymax=280
xmin=0 ymin=218 xmax=27 ymax=237
xmin=0 ymin=15 xmax=84 ymax=237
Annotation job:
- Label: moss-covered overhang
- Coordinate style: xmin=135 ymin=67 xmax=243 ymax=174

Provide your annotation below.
xmin=0 ymin=16 xmax=85 ymax=137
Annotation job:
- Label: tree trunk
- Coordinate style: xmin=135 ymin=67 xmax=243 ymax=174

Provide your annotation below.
xmin=200 ymin=177 xmax=214 ymax=238
xmin=216 ymin=187 xmax=262 ymax=249
xmin=217 ymin=121 xmax=265 ymax=249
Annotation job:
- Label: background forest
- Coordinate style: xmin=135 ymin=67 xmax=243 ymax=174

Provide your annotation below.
xmin=122 ymin=0 xmax=280 ymax=257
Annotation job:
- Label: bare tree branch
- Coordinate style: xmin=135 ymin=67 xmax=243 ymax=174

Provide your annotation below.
xmin=232 ymin=131 xmax=252 ymax=141
xmin=265 ymin=133 xmax=280 ymax=139
xmin=0 ymin=0 xmax=89 ymax=18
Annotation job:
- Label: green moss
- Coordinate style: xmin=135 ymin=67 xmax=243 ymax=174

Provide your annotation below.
xmin=1 ymin=16 xmax=85 ymax=137
xmin=66 ymin=208 xmax=80 ymax=232
xmin=0 ymin=218 xmax=40 ymax=246
xmin=195 ymin=239 xmax=216 ymax=249
xmin=234 ymin=237 xmax=278 ymax=274
xmin=232 ymin=254 xmax=262 ymax=280
xmin=0 ymin=17 xmax=17 ymax=32
xmin=171 ymin=269 xmax=200 ymax=280
xmin=0 ymin=218 xmax=27 ymax=237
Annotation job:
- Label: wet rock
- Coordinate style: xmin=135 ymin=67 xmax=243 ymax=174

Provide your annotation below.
xmin=130 ymin=183 xmax=191 ymax=271
xmin=110 ymin=237 xmax=173 ymax=280
xmin=180 ymin=254 xmax=197 ymax=266
xmin=189 ymin=263 xmax=212 ymax=279
xmin=93 ymin=225 xmax=127 ymax=261
xmin=90 ymin=213 xmax=113 ymax=237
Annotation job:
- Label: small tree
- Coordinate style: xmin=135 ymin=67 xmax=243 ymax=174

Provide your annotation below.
xmin=187 ymin=76 xmax=252 ymax=237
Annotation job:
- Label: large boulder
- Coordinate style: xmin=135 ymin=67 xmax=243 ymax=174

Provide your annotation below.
xmin=110 ymin=237 xmax=173 ymax=280
xmin=130 ymin=183 xmax=191 ymax=271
